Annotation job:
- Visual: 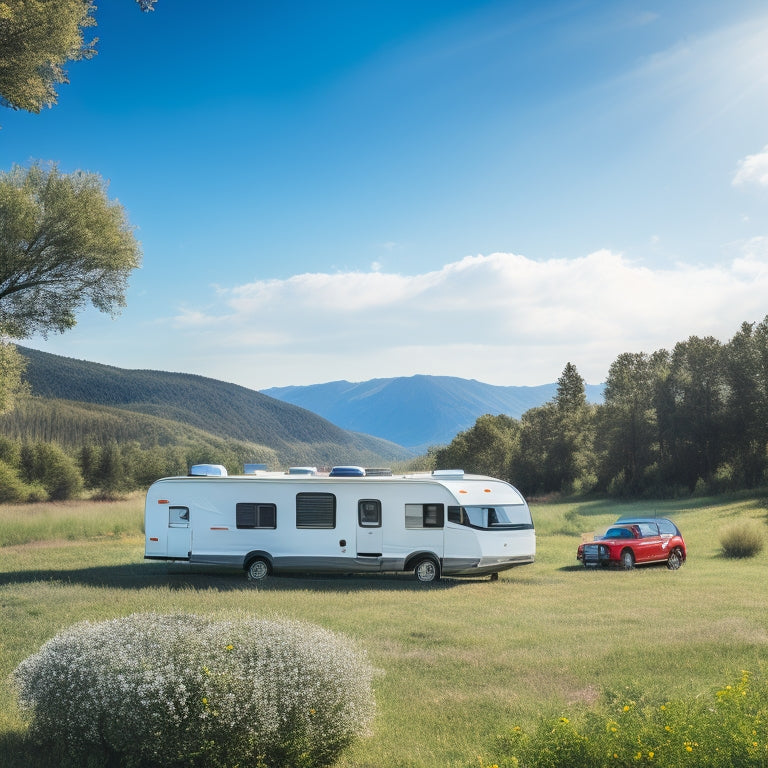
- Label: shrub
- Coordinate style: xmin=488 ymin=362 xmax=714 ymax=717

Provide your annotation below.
xmin=481 ymin=669 xmax=768 ymax=768
xmin=719 ymin=519 xmax=765 ymax=559
xmin=0 ymin=460 xmax=46 ymax=502
xmin=11 ymin=613 xmax=376 ymax=768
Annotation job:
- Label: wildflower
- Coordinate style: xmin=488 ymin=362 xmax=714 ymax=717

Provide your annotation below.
xmin=623 ymin=705 xmax=630 ymax=712
xmin=224 ymin=644 xmax=234 ymax=652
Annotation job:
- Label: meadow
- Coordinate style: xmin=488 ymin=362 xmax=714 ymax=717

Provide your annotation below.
xmin=0 ymin=493 xmax=766 ymax=767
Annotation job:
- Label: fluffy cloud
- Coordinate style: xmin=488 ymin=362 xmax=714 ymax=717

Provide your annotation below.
xmin=170 ymin=249 xmax=768 ymax=387
xmin=733 ymin=145 xmax=768 ymax=186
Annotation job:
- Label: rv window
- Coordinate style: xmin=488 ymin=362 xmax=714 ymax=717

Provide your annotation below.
xmin=447 ymin=506 xmax=467 ymax=525
xmin=358 ymin=499 xmax=382 ymax=527
xmin=169 ymin=506 xmax=189 ymax=527
xmin=405 ymin=503 xmax=445 ymax=529
xmin=236 ymin=503 xmax=277 ymax=529
xmin=296 ymin=493 xmax=336 ymax=529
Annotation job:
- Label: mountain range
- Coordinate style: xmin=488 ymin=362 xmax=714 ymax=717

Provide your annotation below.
xmin=12 ymin=347 xmax=603 ymax=461
xmin=262 ymin=375 xmax=604 ymax=450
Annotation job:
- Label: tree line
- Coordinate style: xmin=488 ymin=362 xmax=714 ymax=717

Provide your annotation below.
xmin=435 ymin=317 xmax=768 ymax=498
xmin=0 ymin=435 xmax=264 ymax=503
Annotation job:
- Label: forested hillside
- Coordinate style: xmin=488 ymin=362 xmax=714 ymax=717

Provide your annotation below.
xmin=0 ymin=348 xmax=412 ymax=503
xmin=16 ymin=347 xmax=409 ymax=463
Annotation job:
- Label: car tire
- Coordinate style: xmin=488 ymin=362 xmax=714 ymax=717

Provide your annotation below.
xmin=246 ymin=557 xmax=271 ymax=581
xmin=667 ymin=548 xmax=683 ymax=570
xmin=620 ymin=549 xmax=634 ymax=570
xmin=414 ymin=557 xmax=440 ymax=583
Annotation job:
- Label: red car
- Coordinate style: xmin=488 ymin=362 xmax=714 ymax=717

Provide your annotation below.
xmin=577 ymin=517 xmax=686 ymax=570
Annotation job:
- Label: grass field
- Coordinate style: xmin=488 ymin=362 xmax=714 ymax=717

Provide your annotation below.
xmin=1 ymin=492 xmax=767 ymax=767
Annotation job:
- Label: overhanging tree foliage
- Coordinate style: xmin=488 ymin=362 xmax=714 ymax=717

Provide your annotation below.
xmin=0 ymin=163 xmax=142 ymax=339
xmin=0 ymin=0 xmax=156 ymax=114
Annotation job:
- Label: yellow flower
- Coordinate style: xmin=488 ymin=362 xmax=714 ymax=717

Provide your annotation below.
xmin=202 ymin=697 xmax=208 ymax=705
xmin=623 ymin=705 xmax=630 ymax=712
xmin=225 ymin=644 xmax=234 ymax=651
xmin=686 ymin=745 xmax=693 ymax=752
xmin=648 ymin=751 xmax=654 ymax=759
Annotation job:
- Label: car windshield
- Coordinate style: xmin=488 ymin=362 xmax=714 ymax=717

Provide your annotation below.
xmin=460 ymin=505 xmax=532 ymax=529
xmin=603 ymin=527 xmax=634 ymax=539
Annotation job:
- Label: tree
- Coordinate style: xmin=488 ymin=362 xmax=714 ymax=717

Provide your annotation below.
xmin=666 ymin=336 xmax=728 ymax=490
xmin=598 ymin=351 xmax=666 ymax=494
xmin=0 ymin=338 xmax=28 ymax=414
xmin=433 ymin=414 xmax=520 ymax=481
xmin=0 ymin=163 xmax=141 ymax=339
xmin=0 ymin=0 xmax=156 ymax=114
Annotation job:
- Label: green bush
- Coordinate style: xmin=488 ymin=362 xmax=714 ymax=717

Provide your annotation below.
xmin=719 ymin=519 xmax=766 ymax=559
xmin=0 ymin=460 xmax=46 ymax=502
xmin=481 ymin=670 xmax=768 ymax=768
xmin=11 ymin=613 xmax=376 ymax=768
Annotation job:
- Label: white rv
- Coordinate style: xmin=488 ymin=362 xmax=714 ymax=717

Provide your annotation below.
xmin=144 ymin=467 xmax=535 ymax=582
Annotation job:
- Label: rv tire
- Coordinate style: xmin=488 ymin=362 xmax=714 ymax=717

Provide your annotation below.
xmin=246 ymin=557 xmax=271 ymax=581
xmin=413 ymin=557 xmax=440 ymax=583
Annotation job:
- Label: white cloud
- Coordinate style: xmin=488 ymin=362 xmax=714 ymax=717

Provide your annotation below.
xmin=733 ymin=144 xmax=768 ymax=186
xmin=168 ymin=249 xmax=768 ymax=388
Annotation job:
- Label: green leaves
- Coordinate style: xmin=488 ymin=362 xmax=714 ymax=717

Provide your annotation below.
xmin=0 ymin=162 xmax=141 ymax=339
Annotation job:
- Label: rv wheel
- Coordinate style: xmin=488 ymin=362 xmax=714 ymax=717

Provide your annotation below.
xmin=246 ymin=557 xmax=271 ymax=581
xmin=414 ymin=557 xmax=439 ymax=583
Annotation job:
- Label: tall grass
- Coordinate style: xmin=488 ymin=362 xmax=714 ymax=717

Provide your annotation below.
xmin=0 ymin=495 xmax=143 ymax=546
xmin=1 ymin=493 xmax=767 ymax=767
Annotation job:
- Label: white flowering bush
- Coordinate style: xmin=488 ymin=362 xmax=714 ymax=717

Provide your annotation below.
xmin=11 ymin=613 xmax=376 ymax=768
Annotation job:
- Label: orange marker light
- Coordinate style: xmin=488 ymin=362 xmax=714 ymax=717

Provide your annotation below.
xmin=158 ymin=499 xmax=169 ymax=504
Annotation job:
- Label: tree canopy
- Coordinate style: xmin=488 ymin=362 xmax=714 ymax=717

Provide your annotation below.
xmin=0 ymin=0 xmax=156 ymax=114
xmin=0 ymin=163 xmax=142 ymax=340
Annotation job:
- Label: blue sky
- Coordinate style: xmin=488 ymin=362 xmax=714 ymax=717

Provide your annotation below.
xmin=3 ymin=0 xmax=768 ymax=388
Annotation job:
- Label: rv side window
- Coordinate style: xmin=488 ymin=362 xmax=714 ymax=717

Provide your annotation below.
xmin=358 ymin=499 xmax=382 ymax=527
xmin=296 ymin=493 xmax=336 ymax=529
xmin=405 ymin=503 xmax=444 ymax=529
xmin=236 ymin=503 xmax=277 ymax=529
xmin=447 ymin=506 xmax=467 ymax=525
xmin=169 ymin=506 xmax=189 ymax=527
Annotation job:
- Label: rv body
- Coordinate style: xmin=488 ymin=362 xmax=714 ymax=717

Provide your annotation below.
xmin=144 ymin=470 xmax=535 ymax=581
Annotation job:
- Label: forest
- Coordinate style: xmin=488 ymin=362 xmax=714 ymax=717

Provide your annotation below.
xmin=435 ymin=317 xmax=768 ymax=498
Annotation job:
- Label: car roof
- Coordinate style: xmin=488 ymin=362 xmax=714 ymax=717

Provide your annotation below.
xmin=615 ymin=516 xmax=682 ymax=533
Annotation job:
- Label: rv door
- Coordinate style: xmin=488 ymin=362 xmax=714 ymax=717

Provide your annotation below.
xmin=356 ymin=499 xmax=383 ymax=557
xmin=167 ymin=505 xmax=191 ymax=558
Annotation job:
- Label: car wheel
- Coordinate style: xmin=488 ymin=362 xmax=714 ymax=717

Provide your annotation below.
xmin=246 ymin=557 xmax=271 ymax=581
xmin=414 ymin=557 xmax=439 ymax=583
xmin=620 ymin=549 xmax=634 ymax=570
xmin=667 ymin=548 xmax=683 ymax=570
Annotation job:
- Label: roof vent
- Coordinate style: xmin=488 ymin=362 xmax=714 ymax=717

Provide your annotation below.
xmin=432 ymin=469 xmax=464 ymax=478
xmin=244 ymin=463 xmax=268 ymax=474
xmin=364 ymin=467 xmax=392 ymax=476
xmin=288 ymin=466 xmax=318 ymax=475
xmin=189 ymin=464 xmax=228 ymax=477
xmin=329 ymin=465 xmax=366 ymax=477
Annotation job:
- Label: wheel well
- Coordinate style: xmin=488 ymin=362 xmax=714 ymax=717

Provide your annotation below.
xmin=404 ymin=552 xmax=441 ymax=572
xmin=243 ymin=550 xmax=273 ymax=571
